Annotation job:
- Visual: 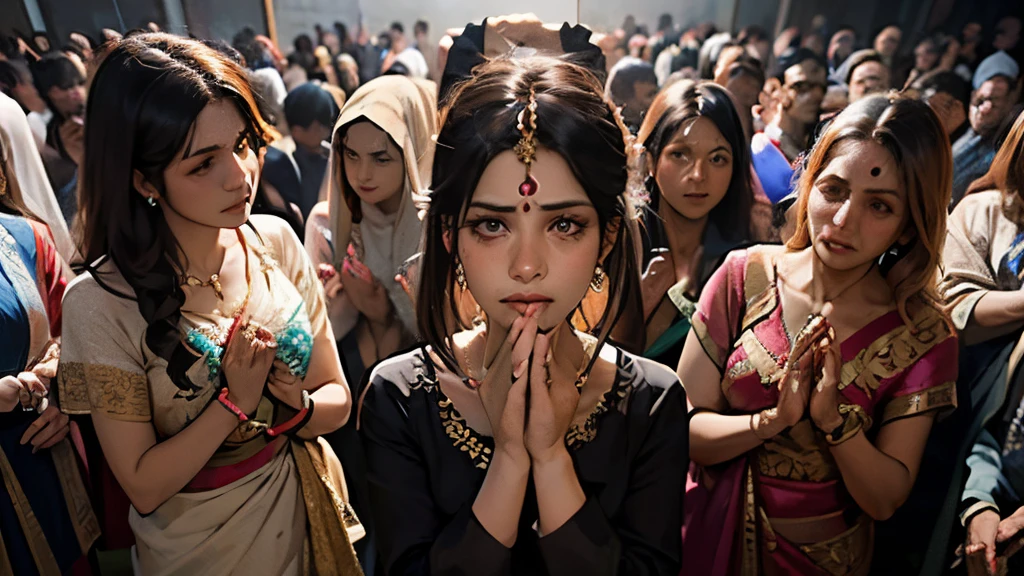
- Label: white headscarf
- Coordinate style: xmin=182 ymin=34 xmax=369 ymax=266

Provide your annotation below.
xmin=326 ymin=75 xmax=437 ymax=336
xmin=0 ymin=93 xmax=77 ymax=269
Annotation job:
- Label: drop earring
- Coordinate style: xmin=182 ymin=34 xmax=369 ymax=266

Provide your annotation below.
xmin=590 ymin=265 xmax=606 ymax=293
xmin=455 ymin=259 xmax=467 ymax=291
xmin=147 ymin=196 xmax=157 ymax=207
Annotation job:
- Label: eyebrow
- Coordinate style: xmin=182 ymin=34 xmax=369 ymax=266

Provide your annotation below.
xmin=817 ymin=175 xmax=901 ymax=198
xmin=184 ymin=128 xmax=245 ymax=160
xmin=342 ymin=144 xmax=390 ymax=156
xmin=468 ymin=200 xmax=592 ymax=212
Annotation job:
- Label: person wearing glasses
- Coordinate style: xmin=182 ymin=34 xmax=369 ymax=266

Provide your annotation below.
xmin=950 ymin=51 xmax=1022 ymax=209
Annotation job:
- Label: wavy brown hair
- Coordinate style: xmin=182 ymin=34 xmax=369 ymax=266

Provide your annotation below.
xmin=786 ymin=94 xmax=952 ymax=324
xmin=77 ymin=33 xmax=275 ymax=362
xmin=966 ymin=109 xmax=1024 ymax=225
xmin=419 ymin=55 xmax=644 ymax=370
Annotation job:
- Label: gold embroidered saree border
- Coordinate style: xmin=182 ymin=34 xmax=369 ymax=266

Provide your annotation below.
xmin=0 ymin=444 xmax=61 ymax=576
xmin=292 ymin=438 xmax=364 ymax=576
xmin=880 ymin=381 xmax=957 ymax=425
xmin=58 ymin=361 xmax=151 ymax=421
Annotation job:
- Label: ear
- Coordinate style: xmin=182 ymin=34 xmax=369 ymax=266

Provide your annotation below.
xmin=442 ymin=225 xmax=453 ymax=254
xmin=599 ymin=217 xmax=621 ymax=262
xmin=897 ymin=225 xmax=916 ymax=246
xmin=132 ymin=169 xmax=160 ymax=203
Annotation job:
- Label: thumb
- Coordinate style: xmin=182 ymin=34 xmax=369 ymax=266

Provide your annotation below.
xmin=998 ymin=515 xmax=1024 ymax=542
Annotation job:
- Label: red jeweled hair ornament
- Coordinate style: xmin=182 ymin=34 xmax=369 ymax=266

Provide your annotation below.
xmin=514 ymin=88 xmax=539 ymax=197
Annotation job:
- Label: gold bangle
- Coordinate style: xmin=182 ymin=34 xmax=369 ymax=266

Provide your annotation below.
xmin=824 ymin=404 xmax=872 ymax=446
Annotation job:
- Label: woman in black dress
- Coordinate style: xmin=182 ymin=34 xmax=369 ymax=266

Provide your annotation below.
xmin=358 ymin=55 xmax=687 ymax=575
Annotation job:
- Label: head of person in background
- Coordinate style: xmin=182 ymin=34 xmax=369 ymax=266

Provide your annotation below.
xmin=911 ymin=70 xmax=970 ymax=139
xmin=801 ymin=34 xmax=826 ymax=58
xmin=970 ymin=52 xmax=1022 ymax=140
xmin=377 ymin=31 xmax=393 ymax=53
xmin=638 ymin=79 xmax=753 ymax=245
xmin=827 ymin=26 xmax=857 ymax=70
xmin=993 ymin=16 xmax=1022 ymax=53
xmin=605 ymin=57 xmax=658 ymax=134
xmin=61 ymin=44 xmax=88 ymax=78
xmin=32 ymin=32 xmax=50 ymax=54
xmin=31 ymin=52 xmax=85 ymax=123
xmin=413 ymin=20 xmax=429 ymax=49
xmin=774 ymin=27 xmax=802 ymax=60
xmin=959 ymin=21 xmax=983 ymax=65
xmin=873 ymin=25 xmax=902 ymax=66
xmin=389 ymin=22 xmax=407 ymax=53
xmin=232 ymin=27 xmax=270 ymax=69
xmin=294 ymin=33 xmax=315 ymax=55
xmin=912 ymin=34 xmax=944 ymax=77
xmin=0 ymin=60 xmax=46 ymax=114
xmin=697 ymin=35 xmax=736 ymax=80
xmin=738 ymin=25 xmax=772 ymax=65
xmin=336 ymin=53 xmax=360 ymax=96
xmin=713 ymin=46 xmax=764 ymax=141
xmin=776 ymin=47 xmax=827 ymax=128
xmin=333 ymin=21 xmax=350 ymax=48
xmin=285 ymin=83 xmax=338 ymax=156
xmin=321 ymin=31 xmax=341 ymax=56
xmin=68 ymin=32 xmax=95 ymax=62
xmin=657 ymin=13 xmax=673 ymax=35
xmin=628 ymin=34 xmax=649 ymax=61
xmin=845 ymin=49 xmax=890 ymax=103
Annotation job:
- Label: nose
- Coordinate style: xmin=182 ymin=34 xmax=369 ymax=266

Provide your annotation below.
xmin=509 ymin=234 xmax=546 ymax=284
xmin=225 ymin=149 xmax=248 ymax=191
xmin=357 ymin=158 xmax=373 ymax=184
xmin=832 ymin=198 xmax=852 ymax=227
xmin=687 ymin=158 xmax=705 ymax=182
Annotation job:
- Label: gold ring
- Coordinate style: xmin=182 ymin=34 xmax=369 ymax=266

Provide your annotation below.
xmin=241 ymin=321 xmax=261 ymax=341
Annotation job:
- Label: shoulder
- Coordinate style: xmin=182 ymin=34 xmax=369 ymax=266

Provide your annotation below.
xmin=953 ymin=189 xmax=1002 ymax=217
xmin=63 ymin=263 xmax=135 ymax=311
xmin=307 ymin=201 xmax=330 ymax=226
xmin=366 ymin=347 xmax=432 ymax=398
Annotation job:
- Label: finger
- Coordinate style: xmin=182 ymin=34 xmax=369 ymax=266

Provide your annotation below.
xmin=30 ymin=419 xmax=65 ymax=451
xmin=529 ymin=334 xmax=552 ymax=410
xmin=20 ymin=409 xmax=55 ymax=444
xmin=37 ymin=425 xmax=70 ymax=450
xmin=511 ymin=316 xmax=539 ymax=368
xmin=19 ymin=372 xmax=46 ymax=394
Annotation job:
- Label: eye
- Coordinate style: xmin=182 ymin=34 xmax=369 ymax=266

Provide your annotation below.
xmin=710 ymin=154 xmax=731 ymax=166
xmin=344 ymin=149 xmax=358 ymax=160
xmin=871 ymin=201 xmax=893 ymax=214
xmin=551 ymin=216 xmax=586 ymax=237
xmin=374 ymin=156 xmax=392 ymax=165
xmin=668 ymin=150 xmax=686 ymax=160
xmin=472 ymin=219 xmax=507 ymax=238
xmin=190 ymin=157 xmax=213 ymax=175
xmin=818 ymin=184 xmax=843 ymax=198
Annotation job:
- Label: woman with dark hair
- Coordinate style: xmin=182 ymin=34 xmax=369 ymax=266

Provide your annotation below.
xmin=0 ymin=91 xmax=98 ymax=576
xmin=941 ymin=110 xmax=1024 ymax=574
xmin=636 ymin=80 xmax=753 ymax=367
xmin=359 ymin=55 xmax=687 ymax=575
xmin=680 ymin=94 xmax=958 ymax=574
xmin=55 ymin=34 xmax=361 ymax=575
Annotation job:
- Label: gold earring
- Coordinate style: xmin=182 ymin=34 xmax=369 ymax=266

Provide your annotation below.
xmin=590 ymin=265 xmax=605 ymax=293
xmin=455 ymin=259 xmax=467 ymax=291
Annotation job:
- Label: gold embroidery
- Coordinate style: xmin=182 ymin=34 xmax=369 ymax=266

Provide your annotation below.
xmin=60 ymin=362 xmax=151 ymax=421
xmin=691 ymin=313 xmax=725 ymax=369
xmin=437 ymin=393 xmax=493 ymax=469
xmin=566 ymin=379 xmax=631 ymax=448
xmin=797 ymin=514 xmax=873 ymax=576
xmin=741 ymin=465 xmax=758 ymax=576
xmin=56 ymin=361 xmax=90 ymax=414
xmin=880 ymin=380 xmax=956 ymax=425
xmin=727 ymin=359 xmax=756 ymax=381
xmin=0 ymin=444 xmax=61 ymax=575
xmin=757 ymin=421 xmax=840 ymax=482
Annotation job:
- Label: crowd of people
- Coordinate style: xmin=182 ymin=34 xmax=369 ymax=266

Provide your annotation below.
xmin=0 ymin=7 xmax=1023 ymax=576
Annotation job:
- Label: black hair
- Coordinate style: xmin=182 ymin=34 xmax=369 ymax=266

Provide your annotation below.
xmin=283 ymin=82 xmax=339 ymax=129
xmin=414 ymin=20 xmax=429 ymax=35
xmin=419 ymin=55 xmax=644 ymax=369
xmin=775 ymin=47 xmax=827 ymax=81
xmin=0 ymin=60 xmax=31 ymax=110
xmin=383 ymin=61 xmax=410 ymax=76
xmin=294 ymin=34 xmax=314 ymax=54
xmin=638 ymin=80 xmax=753 ymax=243
xmin=30 ymin=52 xmax=85 ymax=118
xmin=737 ymin=26 xmax=769 ymax=44
xmin=607 ymin=58 xmax=657 ymax=104
xmin=390 ymin=22 xmax=404 ymax=35
xmin=912 ymin=70 xmax=970 ymax=109
xmin=77 ymin=33 xmax=274 ymax=374
xmin=658 ymin=14 xmax=673 ymax=33
xmin=845 ymin=50 xmax=885 ymax=85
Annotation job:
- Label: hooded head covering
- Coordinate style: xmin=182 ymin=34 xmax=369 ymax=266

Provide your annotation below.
xmin=0 ymin=92 xmax=76 ymax=268
xmin=326 ymin=75 xmax=437 ymax=336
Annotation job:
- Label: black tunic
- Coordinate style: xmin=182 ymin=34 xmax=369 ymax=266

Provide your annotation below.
xmin=359 ymin=344 xmax=687 ymax=576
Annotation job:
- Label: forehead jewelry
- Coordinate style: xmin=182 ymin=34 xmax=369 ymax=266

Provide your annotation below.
xmin=870 ymin=166 xmax=881 ymax=177
xmin=514 ymin=88 xmax=539 ymax=206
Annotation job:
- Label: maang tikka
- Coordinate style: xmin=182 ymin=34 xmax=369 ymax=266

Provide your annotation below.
xmin=514 ymin=88 xmax=539 ymax=198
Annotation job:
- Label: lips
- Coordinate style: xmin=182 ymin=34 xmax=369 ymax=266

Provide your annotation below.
xmin=222 ymin=193 xmax=251 ymax=213
xmin=820 ymin=236 xmax=855 ymax=252
xmin=500 ymin=294 xmax=553 ymax=315
xmin=359 ymin=186 xmax=377 ymax=193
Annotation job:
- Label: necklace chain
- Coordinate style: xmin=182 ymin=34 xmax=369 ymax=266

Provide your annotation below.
xmin=180 ymin=229 xmax=251 ymax=306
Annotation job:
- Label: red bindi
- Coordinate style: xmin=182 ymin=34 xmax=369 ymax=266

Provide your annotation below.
xmin=518 ymin=175 xmax=538 ymax=196
xmin=522 ymin=202 xmax=531 ymax=213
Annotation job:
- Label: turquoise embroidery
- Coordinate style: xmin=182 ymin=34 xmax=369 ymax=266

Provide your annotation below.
xmin=184 ymin=302 xmax=314 ymax=381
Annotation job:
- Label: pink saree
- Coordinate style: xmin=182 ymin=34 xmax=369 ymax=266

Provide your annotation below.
xmin=681 ymin=246 xmax=958 ymax=575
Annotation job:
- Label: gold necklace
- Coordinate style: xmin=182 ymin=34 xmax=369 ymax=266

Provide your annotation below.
xmin=180 ymin=229 xmax=249 ymax=303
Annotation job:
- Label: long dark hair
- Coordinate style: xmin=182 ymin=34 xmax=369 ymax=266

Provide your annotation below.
xmin=637 ymin=80 xmax=753 ymax=241
xmin=76 ymin=33 xmax=274 ymax=363
xmin=418 ymin=55 xmax=644 ymax=371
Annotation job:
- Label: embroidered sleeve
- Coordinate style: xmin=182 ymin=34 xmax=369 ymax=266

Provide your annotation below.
xmin=692 ymin=250 xmax=747 ymax=370
xmin=878 ymin=334 xmax=958 ymax=426
xmin=57 ymin=278 xmax=151 ymax=420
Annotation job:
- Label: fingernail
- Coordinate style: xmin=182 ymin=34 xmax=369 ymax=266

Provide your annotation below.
xmin=513 ymin=360 xmax=528 ymax=379
xmin=545 ymin=348 xmax=553 ymax=364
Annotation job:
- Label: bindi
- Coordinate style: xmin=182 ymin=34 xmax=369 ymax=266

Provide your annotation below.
xmin=870 ymin=167 xmax=881 ymax=177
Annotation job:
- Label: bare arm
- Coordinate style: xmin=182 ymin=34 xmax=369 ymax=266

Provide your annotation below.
xmin=829 ymin=414 xmax=935 ymax=521
xmin=965 ymin=290 xmax=1024 ymax=342
xmin=294 ymin=319 xmax=351 ymax=438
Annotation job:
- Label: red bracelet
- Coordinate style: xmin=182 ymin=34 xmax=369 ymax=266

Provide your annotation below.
xmin=266 ymin=391 xmax=313 ymax=437
xmin=217 ymin=387 xmax=250 ymax=422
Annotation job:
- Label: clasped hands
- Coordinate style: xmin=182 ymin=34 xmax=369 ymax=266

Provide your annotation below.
xmin=477 ymin=304 xmax=582 ymax=468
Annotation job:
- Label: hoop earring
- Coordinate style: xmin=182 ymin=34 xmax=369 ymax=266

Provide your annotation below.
xmin=455 ymin=259 xmax=467 ymax=291
xmin=590 ymin=265 xmax=605 ymax=293
xmin=147 ymin=196 xmax=158 ymax=207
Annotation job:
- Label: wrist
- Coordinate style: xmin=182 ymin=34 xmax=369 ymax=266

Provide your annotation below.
xmin=752 ymin=408 xmax=785 ymax=440
xmin=530 ymin=444 xmax=571 ymax=469
xmin=223 ymin=389 xmax=259 ymax=419
xmin=493 ymin=445 xmax=531 ymax=472
xmin=814 ymin=410 xmax=844 ymax=433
